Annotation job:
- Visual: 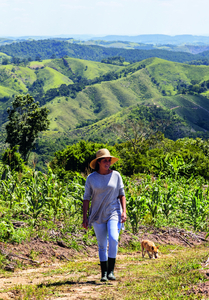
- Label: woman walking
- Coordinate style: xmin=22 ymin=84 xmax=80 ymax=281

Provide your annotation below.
xmin=82 ymin=148 xmax=126 ymax=281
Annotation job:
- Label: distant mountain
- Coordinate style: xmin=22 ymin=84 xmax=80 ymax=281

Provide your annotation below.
xmin=0 ymin=34 xmax=97 ymax=42
xmin=91 ymin=34 xmax=209 ymax=45
xmin=2 ymin=34 xmax=209 ymax=46
xmin=3 ymin=34 xmax=209 ymax=45
xmin=0 ymin=39 xmax=203 ymax=63
xmin=2 ymin=36 xmax=209 ymax=56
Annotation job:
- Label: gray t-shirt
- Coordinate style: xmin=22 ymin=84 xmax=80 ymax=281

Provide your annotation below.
xmin=83 ymin=170 xmax=125 ymax=227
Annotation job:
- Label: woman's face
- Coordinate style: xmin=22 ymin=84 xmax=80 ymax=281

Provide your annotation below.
xmin=98 ymin=157 xmax=111 ymax=172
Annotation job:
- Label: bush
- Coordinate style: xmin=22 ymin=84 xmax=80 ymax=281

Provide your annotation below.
xmin=2 ymin=146 xmax=25 ymax=172
xmin=50 ymin=140 xmax=120 ymax=177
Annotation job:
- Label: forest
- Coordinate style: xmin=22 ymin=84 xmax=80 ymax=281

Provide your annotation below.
xmin=0 ymin=39 xmax=207 ymax=63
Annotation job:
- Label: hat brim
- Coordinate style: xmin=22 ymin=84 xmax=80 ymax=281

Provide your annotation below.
xmin=90 ymin=156 xmax=119 ymax=169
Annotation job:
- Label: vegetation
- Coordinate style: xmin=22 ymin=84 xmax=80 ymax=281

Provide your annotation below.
xmin=101 ymin=56 xmax=126 ymax=65
xmin=5 ymin=94 xmax=50 ymax=162
xmin=0 ymin=39 xmax=208 ymax=299
xmin=1 ymin=135 xmax=209 ymax=241
xmin=2 ymin=56 xmax=209 ymax=137
xmin=2 ymin=56 xmax=209 ymax=170
xmin=0 ymin=39 xmax=208 ymax=63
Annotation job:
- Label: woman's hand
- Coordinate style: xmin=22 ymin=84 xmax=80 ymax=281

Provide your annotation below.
xmin=121 ymin=211 xmax=127 ymax=223
xmin=83 ymin=200 xmax=89 ymax=229
xmin=119 ymin=195 xmax=127 ymax=223
xmin=82 ymin=217 xmax=89 ymax=229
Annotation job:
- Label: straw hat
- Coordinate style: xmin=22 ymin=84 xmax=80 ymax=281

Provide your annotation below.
xmin=90 ymin=148 xmax=119 ymax=169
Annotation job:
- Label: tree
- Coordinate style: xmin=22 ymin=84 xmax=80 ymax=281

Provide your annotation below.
xmin=35 ymin=55 xmax=42 ymax=62
xmin=5 ymin=94 xmax=50 ymax=162
xmin=2 ymin=146 xmax=25 ymax=172
xmin=114 ymin=118 xmax=168 ymax=175
xmin=114 ymin=119 xmax=166 ymax=154
xmin=2 ymin=57 xmax=9 ymax=65
xmin=11 ymin=57 xmax=21 ymax=65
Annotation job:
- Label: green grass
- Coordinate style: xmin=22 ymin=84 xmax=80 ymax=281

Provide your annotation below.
xmin=0 ymin=52 xmax=11 ymax=63
xmin=63 ymin=57 xmax=123 ymax=80
xmin=42 ymin=57 xmax=123 ymax=80
xmin=151 ymin=94 xmax=209 ymax=131
xmin=0 ymin=86 xmax=15 ymax=98
xmin=36 ymin=67 xmax=73 ymax=92
xmin=145 ymin=57 xmax=209 ymax=96
xmin=47 ymin=96 xmax=96 ymax=132
xmin=0 ymin=65 xmax=30 ymax=93
xmin=5 ymin=65 xmax=37 ymax=85
xmin=29 ymin=61 xmax=45 ymax=69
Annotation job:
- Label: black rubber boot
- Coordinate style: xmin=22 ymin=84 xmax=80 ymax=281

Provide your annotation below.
xmin=107 ymin=257 xmax=116 ymax=280
xmin=100 ymin=261 xmax=108 ymax=282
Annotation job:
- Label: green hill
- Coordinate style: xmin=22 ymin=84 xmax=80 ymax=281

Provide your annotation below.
xmin=144 ymin=58 xmax=209 ymax=95
xmin=0 ymin=52 xmax=11 ymax=64
xmin=61 ymin=104 xmax=191 ymax=143
xmin=0 ymin=57 xmax=122 ymax=98
xmin=38 ymin=58 xmax=209 ymax=138
xmin=0 ymin=57 xmax=123 ymax=124
xmin=2 ymin=56 xmax=209 ymax=168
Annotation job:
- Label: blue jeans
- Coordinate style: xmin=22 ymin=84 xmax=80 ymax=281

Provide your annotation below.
xmin=93 ymin=219 xmax=121 ymax=262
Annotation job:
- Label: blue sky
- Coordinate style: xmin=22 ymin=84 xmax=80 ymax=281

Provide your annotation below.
xmin=0 ymin=0 xmax=208 ymax=37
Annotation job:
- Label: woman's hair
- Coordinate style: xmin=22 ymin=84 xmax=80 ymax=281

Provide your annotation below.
xmin=95 ymin=158 xmax=102 ymax=172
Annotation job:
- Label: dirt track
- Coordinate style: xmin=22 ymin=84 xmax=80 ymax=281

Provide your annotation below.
xmin=0 ymin=227 xmax=208 ymax=299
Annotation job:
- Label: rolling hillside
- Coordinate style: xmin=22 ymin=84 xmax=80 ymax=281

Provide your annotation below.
xmin=0 ymin=57 xmax=123 ymax=124
xmin=0 ymin=57 xmax=122 ymax=97
xmin=40 ymin=58 xmax=209 ymax=137
xmin=1 ymin=56 xmax=209 ymax=167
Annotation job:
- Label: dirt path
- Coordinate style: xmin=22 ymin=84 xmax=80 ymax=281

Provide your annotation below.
xmin=0 ymin=253 xmax=138 ymax=300
xmin=1 ymin=251 xmax=208 ymax=300
xmin=0 ymin=228 xmax=208 ymax=299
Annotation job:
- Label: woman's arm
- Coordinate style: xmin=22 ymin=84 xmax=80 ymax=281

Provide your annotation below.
xmin=119 ymin=195 xmax=127 ymax=223
xmin=82 ymin=200 xmax=90 ymax=229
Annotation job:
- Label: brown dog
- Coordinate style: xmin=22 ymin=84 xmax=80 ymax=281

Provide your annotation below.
xmin=141 ymin=240 xmax=159 ymax=259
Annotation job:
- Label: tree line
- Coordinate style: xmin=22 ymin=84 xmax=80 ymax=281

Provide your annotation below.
xmin=0 ymin=39 xmax=207 ymax=64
